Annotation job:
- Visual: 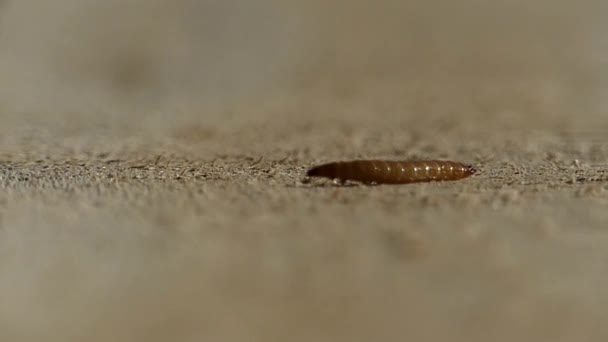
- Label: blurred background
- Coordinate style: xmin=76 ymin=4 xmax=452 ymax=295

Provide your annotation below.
xmin=0 ymin=0 xmax=606 ymax=135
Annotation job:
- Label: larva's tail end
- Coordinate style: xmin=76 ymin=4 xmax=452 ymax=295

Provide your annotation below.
xmin=306 ymin=165 xmax=324 ymax=177
xmin=307 ymin=163 xmax=338 ymax=180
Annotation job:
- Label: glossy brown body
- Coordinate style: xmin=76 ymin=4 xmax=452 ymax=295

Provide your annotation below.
xmin=307 ymin=160 xmax=476 ymax=184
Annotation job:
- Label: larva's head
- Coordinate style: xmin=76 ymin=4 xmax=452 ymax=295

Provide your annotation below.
xmin=463 ymin=164 xmax=477 ymax=176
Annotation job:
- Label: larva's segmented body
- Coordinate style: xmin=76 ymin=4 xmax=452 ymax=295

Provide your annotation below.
xmin=306 ymin=160 xmax=476 ymax=184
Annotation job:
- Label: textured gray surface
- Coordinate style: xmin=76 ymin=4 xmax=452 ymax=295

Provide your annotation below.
xmin=1 ymin=1 xmax=608 ymax=341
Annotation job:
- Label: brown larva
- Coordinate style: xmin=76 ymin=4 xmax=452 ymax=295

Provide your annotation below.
xmin=306 ymin=160 xmax=476 ymax=184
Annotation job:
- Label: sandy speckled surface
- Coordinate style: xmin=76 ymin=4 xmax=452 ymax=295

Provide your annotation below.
xmin=1 ymin=1 xmax=608 ymax=341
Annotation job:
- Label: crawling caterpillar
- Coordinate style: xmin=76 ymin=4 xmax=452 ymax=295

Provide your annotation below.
xmin=306 ymin=160 xmax=476 ymax=184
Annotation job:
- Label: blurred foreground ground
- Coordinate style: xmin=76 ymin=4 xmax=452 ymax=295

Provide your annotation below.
xmin=1 ymin=1 xmax=608 ymax=341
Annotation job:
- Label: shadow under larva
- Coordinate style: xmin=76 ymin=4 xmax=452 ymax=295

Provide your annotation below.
xmin=306 ymin=160 xmax=476 ymax=185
